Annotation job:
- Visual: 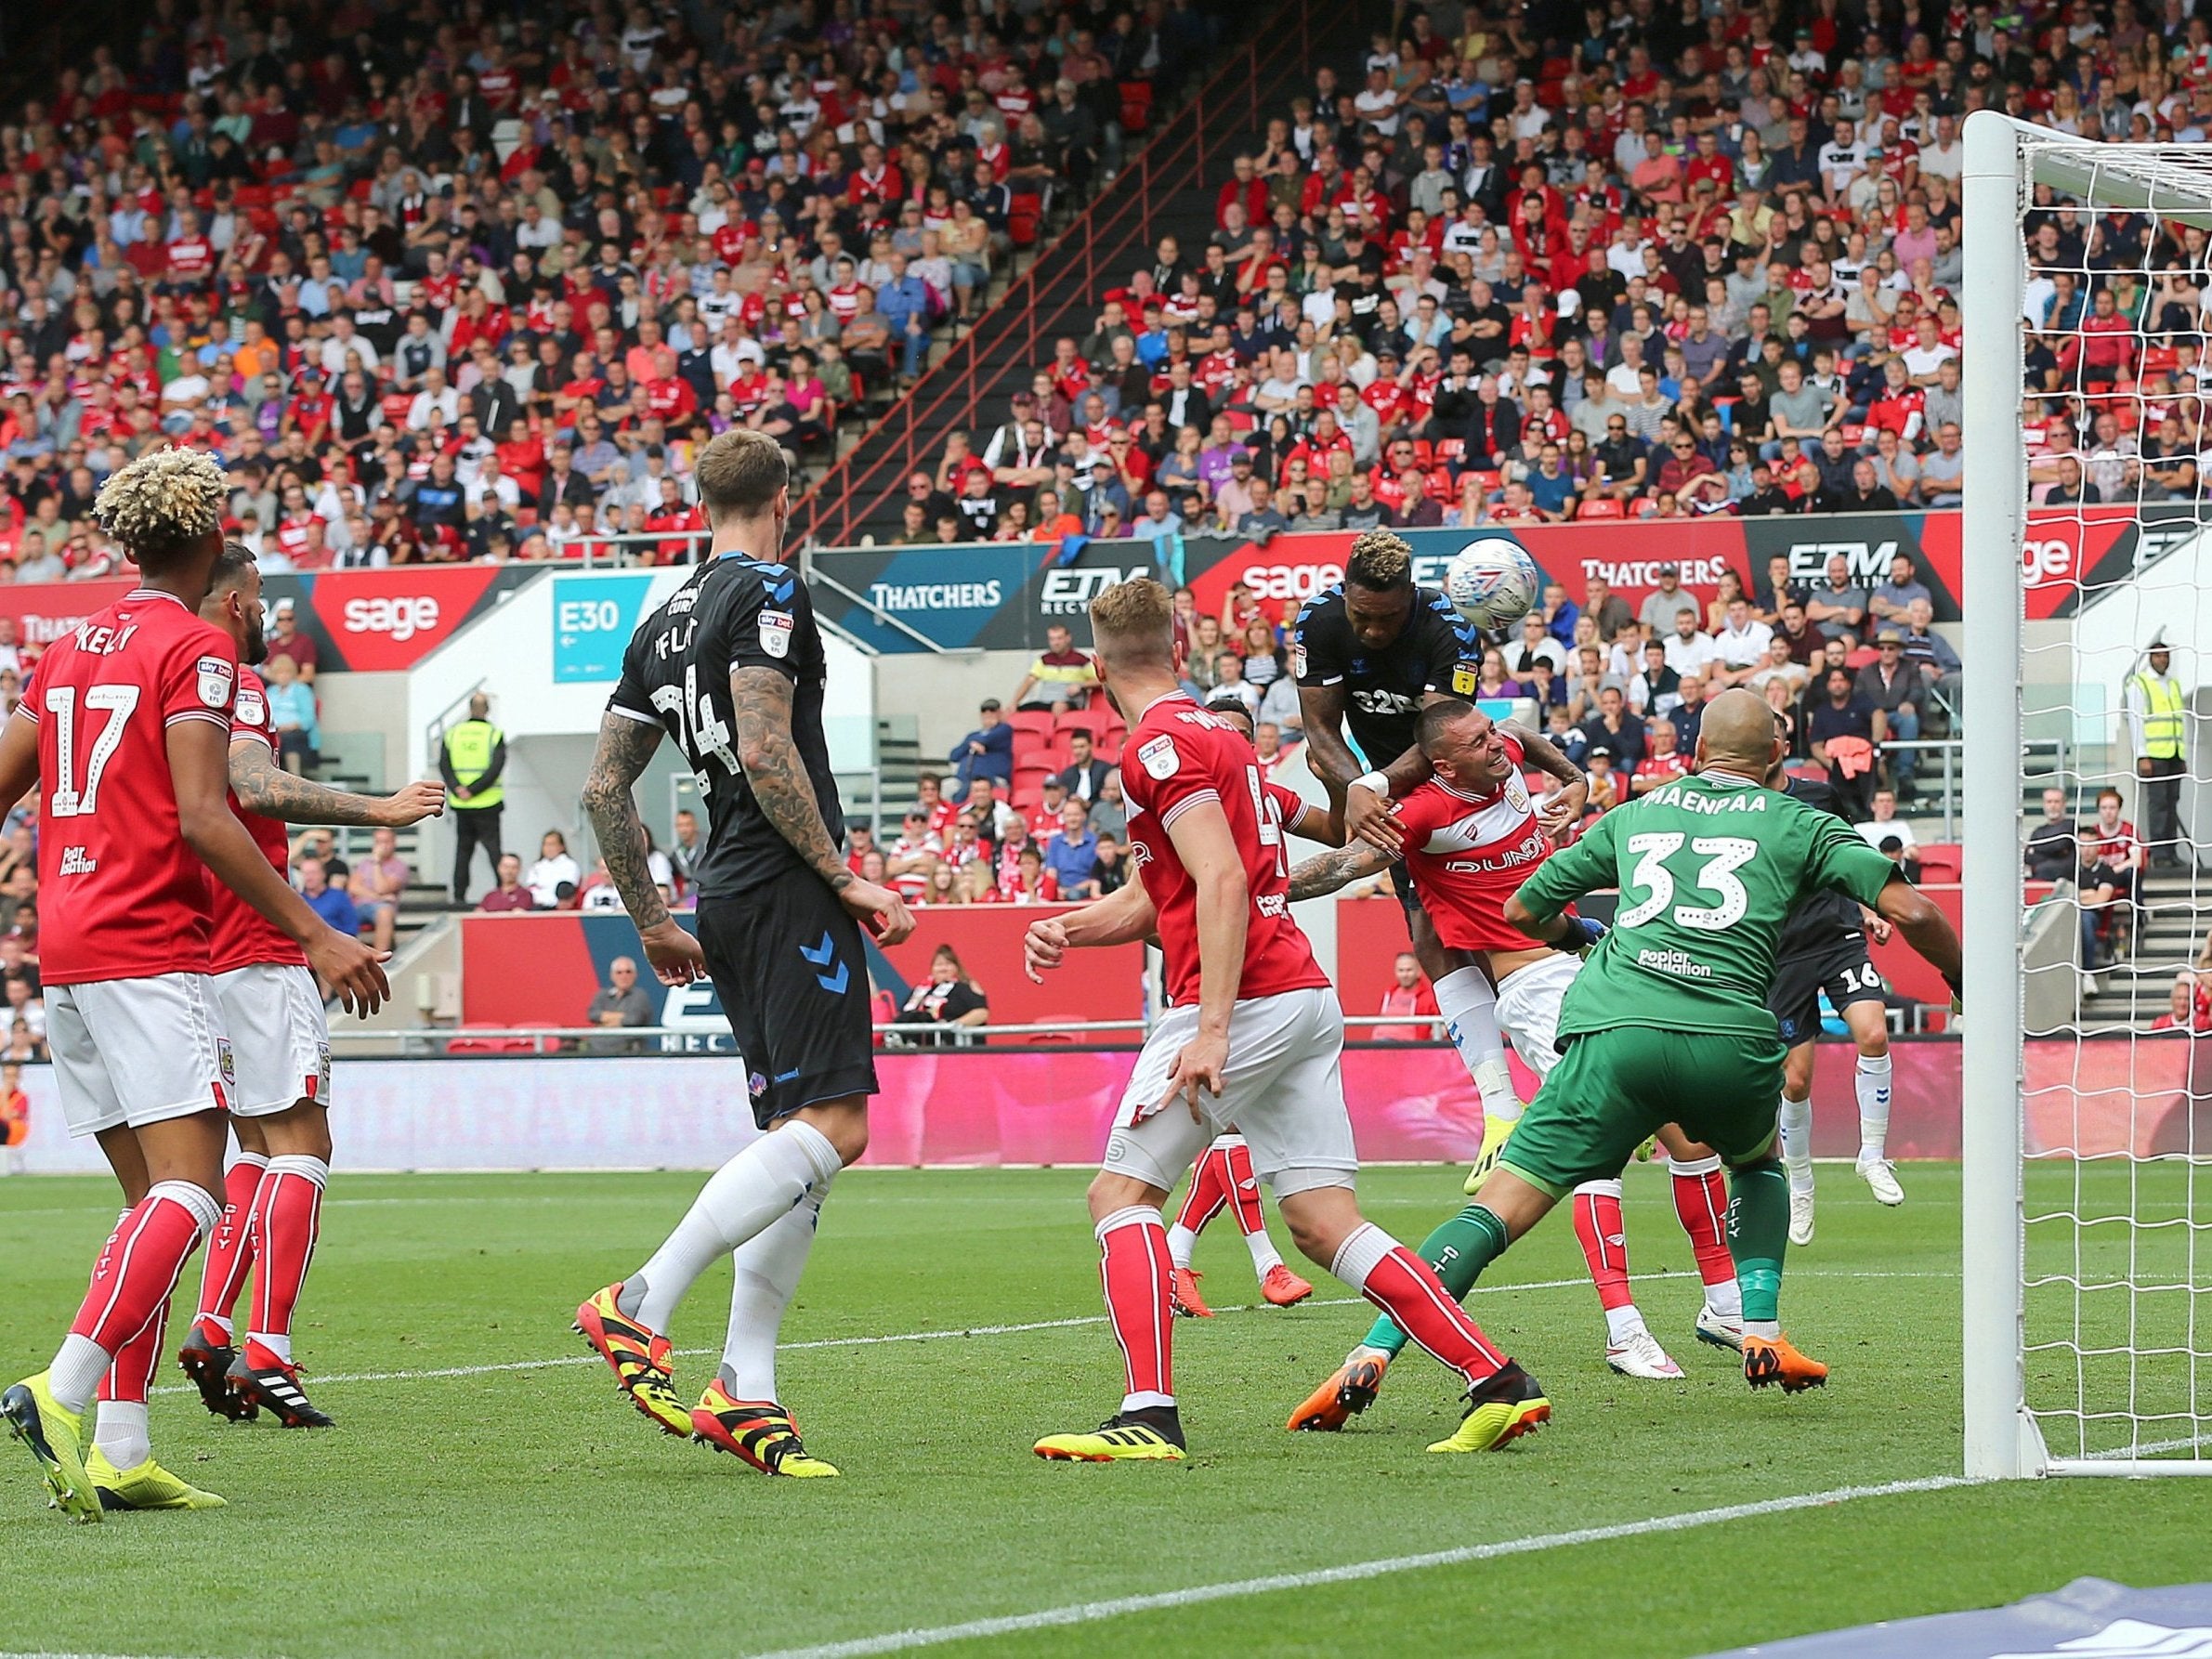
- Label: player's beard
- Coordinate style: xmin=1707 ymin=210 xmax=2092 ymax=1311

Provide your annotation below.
xmin=243 ymin=617 xmax=268 ymax=665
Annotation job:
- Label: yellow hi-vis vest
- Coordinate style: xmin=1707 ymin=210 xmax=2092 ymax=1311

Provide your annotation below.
xmin=444 ymin=720 xmax=505 ymax=807
xmin=2133 ymin=673 xmax=2186 ymax=761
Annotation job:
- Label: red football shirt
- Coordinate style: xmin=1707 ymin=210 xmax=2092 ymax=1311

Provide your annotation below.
xmin=1120 ymin=692 xmax=1329 ymax=1007
xmin=29 ymin=588 xmax=239 ymax=985
xmin=205 ymin=666 xmax=309 ymax=975
xmin=1394 ymin=735 xmax=1577 ymax=956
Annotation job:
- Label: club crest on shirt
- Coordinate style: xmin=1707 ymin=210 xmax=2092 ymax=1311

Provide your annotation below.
xmin=1137 ymin=735 xmax=1179 ymax=779
xmin=758 ymin=610 xmax=794 ymax=659
xmin=235 ymin=687 xmax=267 ymax=726
xmin=197 ymin=655 xmax=235 ymax=710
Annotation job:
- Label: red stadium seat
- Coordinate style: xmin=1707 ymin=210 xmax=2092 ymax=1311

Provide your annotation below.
xmin=1577 ymin=497 xmax=1626 ymax=519
xmin=1054 ymin=708 xmax=1108 ymax=738
xmin=1119 ymin=81 xmax=1153 ymax=132
xmin=1009 ymin=709 xmax=1055 ymax=738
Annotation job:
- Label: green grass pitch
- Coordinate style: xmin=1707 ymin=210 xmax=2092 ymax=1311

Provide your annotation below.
xmin=3 ymin=1161 xmax=2209 ymax=1657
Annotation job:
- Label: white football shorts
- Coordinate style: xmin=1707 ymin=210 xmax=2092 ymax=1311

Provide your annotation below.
xmin=214 ymin=962 xmax=333 ymax=1115
xmin=1493 ymin=949 xmax=1581 ymax=1080
xmin=47 ymin=972 xmax=233 ymax=1138
xmin=1101 ymin=986 xmax=1356 ymax=1197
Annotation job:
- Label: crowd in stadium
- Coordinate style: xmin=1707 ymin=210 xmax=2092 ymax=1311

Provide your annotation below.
xmin=0 ymin=0 xmax=2196 ymax=570
xmin=0 ymin=0 xmax=1191 ymax=570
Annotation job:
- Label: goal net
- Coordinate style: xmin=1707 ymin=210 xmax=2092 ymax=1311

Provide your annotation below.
xmin=1964 ymin=111 xmax=2212 ymax=1478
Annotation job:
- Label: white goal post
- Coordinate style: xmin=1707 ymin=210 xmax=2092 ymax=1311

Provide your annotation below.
xmin=1962 ymin=111 xmax=2212 ymax=1479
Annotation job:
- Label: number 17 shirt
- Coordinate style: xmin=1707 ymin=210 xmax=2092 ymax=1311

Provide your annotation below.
xmin=25 ymin=588 xmax=238 ymax=986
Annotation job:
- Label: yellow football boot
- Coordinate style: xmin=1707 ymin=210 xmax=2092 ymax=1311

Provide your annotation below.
xmin=85 ymin=1447 xmax=227 ymax=1510
xmin=1426 ymin=1361 xmax=1551 ymax=1454
xmin=3 ymin=1372 xmax=99 ymax=1522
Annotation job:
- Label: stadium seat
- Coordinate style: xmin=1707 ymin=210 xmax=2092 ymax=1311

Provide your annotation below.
xmin=1119 ymin=81 xmax=1153 ymax=132
xmin=1577 ymin=497 xmax=1626 ymax=519
xmin=1009 ymin=709 xmax=1056 ymax=738
xmin=1054 ymin=708 xmax=1108 ymax=738
xmin=1917 ymin=845 xmax=1963 ymax=884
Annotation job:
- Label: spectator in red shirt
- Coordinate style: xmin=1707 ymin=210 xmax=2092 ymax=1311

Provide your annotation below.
xmin=1371 ymin=953 xmax=1441 ymax=1040
xmin=2080 ymin=786 xmax=2145 ymax=975
xmin=477 ymin=853 xmax=539 ymax=912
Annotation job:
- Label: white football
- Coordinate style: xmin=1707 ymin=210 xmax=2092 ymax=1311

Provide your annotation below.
xmin=1443 ymin=535 xmax=1541 ymax=633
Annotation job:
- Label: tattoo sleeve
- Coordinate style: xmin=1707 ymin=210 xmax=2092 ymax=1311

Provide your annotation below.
xmin=1502 ymin=719 xmax=1583 ymax=786
xmin=580 ymin=712 xmax=674 ymax=932
xmin=229 ymin=739 xmax=394 ymax=827
xmin=1285 ymin=842 xmax=1392 ymax=903
xmin=729 ymin=666 xmax=855 ymax=894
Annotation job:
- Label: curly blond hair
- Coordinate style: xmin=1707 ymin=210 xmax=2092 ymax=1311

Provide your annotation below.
xmin=93 ymin=447 xmax=229 ymax=570
xmin=1346 ymin=529 xmax=1413 ymax=590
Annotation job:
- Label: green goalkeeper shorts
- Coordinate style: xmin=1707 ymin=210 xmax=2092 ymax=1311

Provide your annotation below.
xmin=1498 ymin=1025 xmax=1789 ymax=1198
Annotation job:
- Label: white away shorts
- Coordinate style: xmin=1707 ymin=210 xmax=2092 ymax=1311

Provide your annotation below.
xmin=214 ymin=963 xmax=333 ymax=1115
xmin=1495 ymin=950 xmax=1581 ymax=1080
xmin=48 ymin=973 xmax=234 ymax=1139
xmin=1102 ymin=986 xmax=1356 ymax=1197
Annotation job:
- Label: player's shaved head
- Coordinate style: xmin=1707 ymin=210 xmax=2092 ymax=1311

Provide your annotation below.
xmin=1418 ymin=698 xmax=1512 ymax=789
xmin=201 ymin=540 xmax=268 ymax=663
xmin=1695 ymin=687 xmax=1787 ymax=778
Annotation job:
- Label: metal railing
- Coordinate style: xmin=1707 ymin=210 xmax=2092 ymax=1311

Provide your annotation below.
xmin=783 ymin=4 xmax=1332 ymax=550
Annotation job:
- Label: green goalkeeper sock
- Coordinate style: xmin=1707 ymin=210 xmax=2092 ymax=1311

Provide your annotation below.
xmin=1726 ymin=1158 xmax=1790 ymax=1335
xmin=1358 ymin=1204 xmax=1510 ymax=1358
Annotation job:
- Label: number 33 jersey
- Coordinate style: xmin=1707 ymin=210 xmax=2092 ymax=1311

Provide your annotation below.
xmin=25 ymin=587 xmax=240 ymax=986
xmin=1119 ymin=691 xmax=1330 ymax=1009
xmin=608 ymin=551 xmax=844 ymax=901
xmin=1511 ymin=769 xmax=1898 ymax=1043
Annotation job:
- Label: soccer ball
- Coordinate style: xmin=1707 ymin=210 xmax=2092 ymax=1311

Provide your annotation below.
xmin=1443 ymin=536 xmax=1540 ymax=633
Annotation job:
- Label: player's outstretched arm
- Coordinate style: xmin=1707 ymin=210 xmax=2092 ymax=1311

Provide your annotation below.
xmin=581 ymin=709 xmax=702 ymax=986
xmin=230 ymin=738 xmax=447 ymax=827
xmin=1284 ymin=841 xmax=1392 ymax=902
xmin=1873 ymin=876 xmax=1962 ymax=999
xmin=170 ymin=718 xmax=390 ymax=1014
xmin=729 ymin=666 xmax=913 ymax=945
xmin=1501 ymin=717 xmax=1589 ymax=835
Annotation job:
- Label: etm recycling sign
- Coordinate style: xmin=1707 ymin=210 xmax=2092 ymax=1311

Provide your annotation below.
xmin=552 ymin=574 xmax=657 ymax=682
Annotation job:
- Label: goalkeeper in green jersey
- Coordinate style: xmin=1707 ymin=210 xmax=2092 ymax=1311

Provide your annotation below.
xmin=1294 ymin=691 xmax=1962 ymax=1434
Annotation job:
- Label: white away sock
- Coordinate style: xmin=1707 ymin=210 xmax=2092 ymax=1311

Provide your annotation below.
xmin=1603 ymin=1303 xmax=1648 ymax=1344
xmin=1433 ymin=967 xmax=1517 ymax=1117
xmin=93 ymin=1400 xmax=150 ymax=1471
xmin=1244 ymin=1225 xmax=1283 ymax=1276
xmin=1778 ymin=1095 xmax=1815 ymax=1195
xmin=720 ymin=1184 xmax=829 ymax=1403
xmin=1855 ymin=1052 xmax=1893 ymax=1162
xmin=1165 ymin=1222 xmax=1198 ymax=1271
xmin=624 ymin=1120 xmax=843 ymax=1333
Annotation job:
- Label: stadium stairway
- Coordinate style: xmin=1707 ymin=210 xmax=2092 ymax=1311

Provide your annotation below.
xmin=2076 ymin=867 xmax=2209 ymax=1032
xmin=787 ymin=0 xmax=1360 ymax=552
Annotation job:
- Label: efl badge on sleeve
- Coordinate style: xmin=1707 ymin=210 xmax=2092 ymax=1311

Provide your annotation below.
xmin=197 ymin=655 xmax=236 ymax=710
xmin=1137 ymin=735 xmax=1180 ymax=779
xmin=758 ymin=610 xmax=794 ymax=659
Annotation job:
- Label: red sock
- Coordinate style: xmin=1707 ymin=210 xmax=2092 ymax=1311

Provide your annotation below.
xmin=1572 ymin=1182 xmax=1634 ymax=1312
xmin=71 ymin=1183 xmax=213 ymax=1352
xmin=1097 ymin=1208 xmax=1173 ymax=1404
xmin=1221 ymin=1138 xmax=1266 ymax=1237
xmin=1670 ymin=1161 xmax=1737 ymax=1295
xmin=1172 ymin=1144 xmax=1230 ymax=1235
xmin=247 ymin=1156 xmax=328 ymax=1358
xmin=98 ymin=1296 xmax=171 ymax=1408
xmin=1342 ymin=1227 xmax=1507 ymax=1383
xmin=192 ymin=1154 xmax=268 ymax=1337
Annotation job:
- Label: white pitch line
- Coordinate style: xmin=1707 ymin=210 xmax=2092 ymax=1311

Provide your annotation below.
xmin=142 ymin=1267 xmax=1959 ymax=1396
xmin=746 ymin=1474 xmax=1979 ymax=1659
